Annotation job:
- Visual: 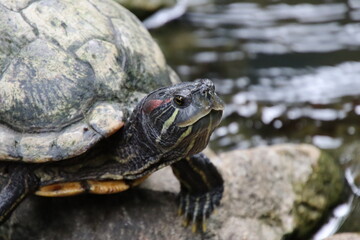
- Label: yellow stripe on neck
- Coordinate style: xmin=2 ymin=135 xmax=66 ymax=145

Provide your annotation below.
xmin=156 ymin=109 xmax=179 ymax=144
xmin=161 ymin=108 xmax=179 ymax=134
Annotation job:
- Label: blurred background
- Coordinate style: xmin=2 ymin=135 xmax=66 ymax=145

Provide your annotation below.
xmin=144 ymin=0 xmax=360 ymax=237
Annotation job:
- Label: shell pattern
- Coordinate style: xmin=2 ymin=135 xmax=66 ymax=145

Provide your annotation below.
xmin=0 ymin=0 xmax=178 ymax=162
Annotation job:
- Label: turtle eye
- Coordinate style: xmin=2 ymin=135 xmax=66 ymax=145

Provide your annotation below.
xmin=173 ymin=95 xmax=186 ymax=107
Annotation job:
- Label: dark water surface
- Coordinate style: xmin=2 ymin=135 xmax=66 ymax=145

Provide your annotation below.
xmin=150 ymin=0 xmax=360 ymax=237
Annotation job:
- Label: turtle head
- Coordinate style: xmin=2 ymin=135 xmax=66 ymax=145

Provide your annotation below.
xmin=140 ymin=79 xmax=224 ymax=156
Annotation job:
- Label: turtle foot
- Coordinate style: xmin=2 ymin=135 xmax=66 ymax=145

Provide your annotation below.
xmin=177 ymin=186 xmax=223 ymax=233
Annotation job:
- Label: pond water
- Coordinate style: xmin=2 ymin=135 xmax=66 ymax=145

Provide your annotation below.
xmin=149 ymin=0 xmax=360 ymax=237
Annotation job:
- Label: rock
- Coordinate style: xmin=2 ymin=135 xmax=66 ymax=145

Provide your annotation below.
xmin=216 ymin=144 xmax=344 ymax=240
xmin=325 ymin=233 xmax=360 ymax=240
xmin=0 ymin=144 xmax=345 ymax=240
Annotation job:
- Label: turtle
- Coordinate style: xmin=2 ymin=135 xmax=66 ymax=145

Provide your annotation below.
xmin=0 ymin=0 xmax=224 ymax=233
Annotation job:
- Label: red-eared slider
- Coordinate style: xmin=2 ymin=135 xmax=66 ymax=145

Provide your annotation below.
xmin=0 ymin=0 xmax=224 ymax=232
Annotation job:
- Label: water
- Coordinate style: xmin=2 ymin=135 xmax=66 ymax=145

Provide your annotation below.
xmin=149 ymin=0 xmax=360 ymax=237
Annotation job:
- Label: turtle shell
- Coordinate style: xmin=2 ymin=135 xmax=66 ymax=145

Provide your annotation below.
xmin=0 ymin=0 xmax=178 ymax=163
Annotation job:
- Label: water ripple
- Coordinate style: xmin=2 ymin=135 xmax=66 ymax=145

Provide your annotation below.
xmin=233 ymin=62 xmax=360 ymax=106
xmin=188 ymin=3 xmax=348 ymax=26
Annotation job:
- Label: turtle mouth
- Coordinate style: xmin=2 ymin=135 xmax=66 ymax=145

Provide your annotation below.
xmin=176 ymin=104 xmax=224 ymax=127
xmin=200 ymin=109 xmax=223 ymax=129
xmin=185 ymin=108 xmax=223 ymax=133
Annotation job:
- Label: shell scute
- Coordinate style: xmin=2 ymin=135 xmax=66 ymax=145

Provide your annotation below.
xmin=0 ymin=126 xmax=20 ymax=161
xmin=19 ymin=133 xmax=57 ymax=162
xmin=88 ymin=102 xmax=125 ymax=137
xmin=53 ymin=122 xmax=102 ymax=162
xmin=0 ymin=102 xmax=125 ymax=163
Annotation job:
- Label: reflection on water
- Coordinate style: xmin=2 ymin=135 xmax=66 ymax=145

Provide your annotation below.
xmin=150 ymin=0 xmax=360 ymax=237
xmin=234 ymin=62 xmax=360 ymax=105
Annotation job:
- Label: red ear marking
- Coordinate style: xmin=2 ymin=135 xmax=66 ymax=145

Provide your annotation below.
xmin=143 ymin=98 xmax=171 ymax=113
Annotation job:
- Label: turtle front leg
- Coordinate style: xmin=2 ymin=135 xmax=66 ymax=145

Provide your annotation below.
xmin=0 ymin=164 xmax=39 ymax=223
xmin=171 ymin=153 xmax=223 ymax=232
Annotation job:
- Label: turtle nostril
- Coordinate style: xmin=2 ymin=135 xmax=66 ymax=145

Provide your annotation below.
xmin=195 ymin=79 xmax=215 ymax=95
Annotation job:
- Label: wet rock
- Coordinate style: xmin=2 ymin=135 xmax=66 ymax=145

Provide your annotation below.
xmin=216 ymin=144 xmax=344 ymax=240
xmin=0 ymin=144 xmax=345 ymax=240
xmin=325 ymin=233 xmax=360 ymax=240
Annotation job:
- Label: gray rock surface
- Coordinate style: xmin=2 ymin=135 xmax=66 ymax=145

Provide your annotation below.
xmin=0 ymin=144 xmax=345 ymax=240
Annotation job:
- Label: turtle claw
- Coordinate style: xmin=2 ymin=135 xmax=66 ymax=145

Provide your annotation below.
xmin=177 ymin=187 xmax=223 ymax=233
xmin=191 ymin=222 xmax=198 ymax=233
xmin=202 ymin=222 xmax=207 ymax=232
xmin=190 ymin=220 xmax=207 ymax=233
xmin=172 ymin=154 xmax=224 ymax=233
